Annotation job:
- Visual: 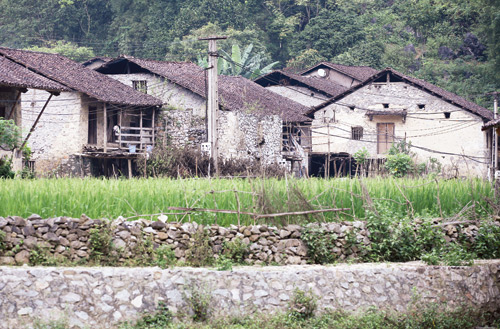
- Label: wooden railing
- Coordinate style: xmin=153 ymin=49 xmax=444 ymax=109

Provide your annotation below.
xmin=114 ymin=126 xmax=155 ymax=152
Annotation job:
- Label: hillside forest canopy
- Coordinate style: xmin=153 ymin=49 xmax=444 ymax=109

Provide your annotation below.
xmin=0 ymin=0 xmax=498 ymax=109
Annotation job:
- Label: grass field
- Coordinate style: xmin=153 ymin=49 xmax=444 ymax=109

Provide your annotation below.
xmin=0 ymin=177 xmax=494 ymax=226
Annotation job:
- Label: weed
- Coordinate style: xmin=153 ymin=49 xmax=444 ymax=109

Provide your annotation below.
xmin=0 ymin=230 xmax=5 ymax=254
xmin=31 ymin=317 xmax=69 ymax=329
xmin=89 ymin=223 xmax=113 ymax=264
xmin=129 ymin=301 xmax=172 ymax=329
xmin=222 ymin=237 xmax=248 ymax=264
xmin=473 ymin=221 xmax=500 ymax=259
xmin=421 ymin=243 xmax=475 ymax=266
xmin=29 ymin=245 xmax=59 ymax=266
xmin=287 ymin=288 xmax=317 ymax=320
xmin=301 ymin=226 xmax=337 ymax=264
xmin=155 ymin=245 xmax=176 ymax=269
xmin=215 ymin=255 xmax=233 ymax=271
xmin=185 ymin=228 xmax=214 ymax=267
xmin=182 ymin=281 xmax=212 ymax=322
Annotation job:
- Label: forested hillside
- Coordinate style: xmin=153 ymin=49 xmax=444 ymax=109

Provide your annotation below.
xmin=0 ymin=0 xmax=498 ymax=108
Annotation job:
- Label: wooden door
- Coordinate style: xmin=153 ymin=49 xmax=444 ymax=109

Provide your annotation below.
xmin=377 ymin=123 xmax=394 ymax=154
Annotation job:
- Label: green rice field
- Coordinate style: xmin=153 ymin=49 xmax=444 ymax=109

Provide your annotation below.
xmin=0 ymin=177 xmax=494 ymax=226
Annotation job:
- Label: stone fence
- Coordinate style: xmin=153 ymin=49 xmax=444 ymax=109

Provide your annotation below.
xmin=0 ymin=215 xmax=484 ymax=266
xmin=2 ymin=262 xmax=499 ymax=328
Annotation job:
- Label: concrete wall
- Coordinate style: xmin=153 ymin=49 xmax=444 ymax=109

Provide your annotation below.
xmin=265 ymin=85 xmax=328 ymax=107
xmin=20 ymin=90 xmax=87 ymax=174
xmin=311 ymin=81 xmax=488 ymax=177
xmin=2 ymin=261 xmax=499 ymax=328
xmin=303 ymin=68 xmax=359 ymax=88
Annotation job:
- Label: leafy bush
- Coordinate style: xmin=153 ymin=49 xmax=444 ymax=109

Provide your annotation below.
xmin=0 ymin=230 xmax=5 ymax=254
xmin=155 ymin=245 xmax=176 ymax=269
xmin=0 ymin=156 xmax=14 ymax=179
xmin=287 ymin=288 xmax=317 ymax=320
xmin=131 ymin=302 xmax=172 ymax=329
xmin=215 ymin=255 xmax=233 ymax=271
xmin=385 ymin=153 xmax=414 ymax=177
xmin=182 ymin=281 xmax=212 ymax=322
xmin=89 ymin=223 xmax=113 ymax=264
xmin=421 ymin=243 xmax=475 ymax=266
xmin=185 ymin=228 xmax=214 ymax=267
xmin=364 ymin=204 xmax=446 ymax=262
xmin=222 ymin=237 xmax=248 ymax=264
xmin=472 ymin=222 xmax=500 ymax=259
xmin=29 ymin=245 xmax=60 ymax=266
xmin=301 ymin=226 xmax=337 ymax=264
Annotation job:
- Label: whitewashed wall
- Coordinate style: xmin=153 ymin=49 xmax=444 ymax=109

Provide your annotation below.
xmin=312 ymin=82 xmax=489 ymax=177
xmin=20 ymin=90 xmax=87 ymax=173
xmin=265 ymin=86 xmax=328 ymax=107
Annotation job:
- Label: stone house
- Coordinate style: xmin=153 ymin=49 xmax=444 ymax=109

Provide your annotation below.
xmin=300 ymin=61 xmax=379 ymax=88
xmin=306 ymin=68 xmax=494 ymax=177
xmin=0 ymin=55 xmax=69 ymax=172
xmin=0 ymin=47 xmax=162 ymax=177
xmin=92 ymin=57 xmax=310 ymax=171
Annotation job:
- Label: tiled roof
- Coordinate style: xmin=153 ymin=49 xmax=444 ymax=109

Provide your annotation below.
xmin=0 ymin=55 xmax=69 ymax=92
xmin=254 ymin=70 xmax=348 ymax=97
xmin=0 ymin=47 xmax=161 ymax=107
xmin=102 ymin=57 xmax=311 ymax=122
xmin=309 ymin=68 xmax=493 ymax=120
xmin=300 ymin=62 xmax=379 ymax=81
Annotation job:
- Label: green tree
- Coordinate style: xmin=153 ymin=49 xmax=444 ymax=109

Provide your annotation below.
xmin=27 ymin=41 xmax=95 ymax=62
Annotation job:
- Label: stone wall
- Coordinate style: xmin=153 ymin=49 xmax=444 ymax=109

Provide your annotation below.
xmin=0 ymin=215 xmax=369 ymax=266
xmin=2 ymin=262 xmax=499 ymax=328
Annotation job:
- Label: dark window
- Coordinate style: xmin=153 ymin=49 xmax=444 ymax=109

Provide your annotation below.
xmin=0 ymin=106 xmax=5 ymax=118
xmin=349 ymin=106 xmax=355 ymax=111
xmin=418 ymin=104 xmax=425 ymax=109
xmin=351 ymin=126 xmax=363 ymax=140
xmin=132 ymin=80 xmax=147 ymax=93
xmin=444 ymin=112 xmax=451 ymax=119
xmin=383 ymin=103 xmax=389 ymax=109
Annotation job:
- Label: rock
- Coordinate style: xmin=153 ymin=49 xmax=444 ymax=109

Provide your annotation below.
xmin=0 ymin=256 xmax=15 ymax=265
xmin=59 ymin=237 xmax=70 ymax=247
xmin=76 ymin=250 xmax=89 ymax=258
xmin=70 ymin=240 xmax=84 ymax=249
xmin=279 ymin=229 xmax=291 ymax=239
xmin=286 ymin=256 xmax=302 ymax=265
xmin=249 ymin=235 xmax=259 ymax=242
xmin=243 ymin=229 xmax=251 ymax=237
xmin=23 ymin=225 xmax=35 ymax=236
xmin=157 ymin=232 xmax=169 ymax=240
xmin=17 ymin=307 xmax=33 ymax=316
xmin=113 ymin=239 xmax=127 ymax=249
xmin=12 ymin=216 xmax=26 ymax=227
xmin=61 ymin=292 xmax=81 ymax=303
xmin=117 ymin=230 xmax=131 ymax=240
xmin=0 ymin=217 xmax=7 ymax=228
xmin=27 ymin=214 xmax=42 ymax=221
xmin=115 ymin=290 xmax=131 ymax=302
xmin=151 ymin=221 xmax=166 ymax=230
xmin=23 ymin=236 xmax=38 ymax=249
xmin=250 ymin=226 xmax=261 ymax=235
xmin=44 ymin=232 xmax=60 ymax=243
xmin=131 ymin=295 xmax=143 ymax=308
xmin=15 ymin=250 xmax=30 ymax=264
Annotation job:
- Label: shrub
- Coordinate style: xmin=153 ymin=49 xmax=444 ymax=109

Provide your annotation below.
xmin=131 ymin=301 xmax=172 ymax=329
xmin=89 ymin=223 xmax=113 ymax=264
xmin=222 ymin=237 xmax=248 ymax=264
xmin=385 ymin=153 xmax=414 ymax=177
xmin=185 ymin=227 xmax=214 ymax=267
xmin=421 ymin=243 xmax=475 ymax=266
xmin=155 ymin=245 xmax=176 ymax=269
xmin=215 ymin=255 xmax=233 ymax=271
xmin=287 ymin=288 xmax=317 ymax=320
xmin=182 ymin=281 xmax=212 ymax=322
xmin=29 ymin=244 xmax=60 ymax=266
xmin=0 ymin=230 xmax=5 ymax=254
xmin=0 ymin=156 xmax=14 ymax=179
xmin=473 ymin=222 xmax=500 ymax=259
xmin=301 ymin=226 xmax=337 ymax=264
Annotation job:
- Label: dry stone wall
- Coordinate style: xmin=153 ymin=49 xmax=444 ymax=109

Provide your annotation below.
xmin=1 ymin=262 xmax=499 ymax=328
xmin=0 ymin=215 xmax=370 ymax=266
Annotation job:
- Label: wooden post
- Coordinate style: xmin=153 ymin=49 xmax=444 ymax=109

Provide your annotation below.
xmin=199 ymin=35 xmax=227 ymax=176
xmin=327 ymin=122 xmax=331 ymax=178
xmin=118 ymin=108 xmax=122 ymax=149
xmin=139 ymin=109 xmax=143 ymax=151
xmin=128 ymin=158 xmax=132 ymax=179
xmin=103 ymin=103 xmax=107 ymax=153
xmin=151 ymin=108 xmax=155 ymax=147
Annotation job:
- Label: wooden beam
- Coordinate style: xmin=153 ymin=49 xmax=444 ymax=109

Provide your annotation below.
xmin=103 ymin=103 xmax=108 ymax=153
xmin=151 ymin=108 xmax=155 ymax=147
xmin=118 ymin=108 xmax=122 ymax=149
xmin=139 ymin=109 xmax=143 ymax=151
xmin=128 ymin=158 xmax=132 ymax=179
xmin=20 ymin=93 xmax=53 ymax=150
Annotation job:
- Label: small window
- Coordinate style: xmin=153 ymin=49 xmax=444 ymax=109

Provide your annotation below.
xmin=383 ymin=103 xmax=389 ymax=109
xmin=132 ymin=80 xmax=147 ymax=93
xmin=310 ymin=92 xmax=315 ymax=97
xmin=351 ymin=126 xmax=363 ymax=140
xmin=418 ymin=104 xmax=425 ymax=110
xmin=444 ymin=112 xmax=451 ymax=119
xmin=0 ymin=106 xmax=5 ymax=118
xmin=349 ymin=106 xmax=355 ymax=111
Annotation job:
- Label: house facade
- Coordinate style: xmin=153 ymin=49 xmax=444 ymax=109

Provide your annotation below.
xmin=93 ymin=57 xmax=310 ymax=171
xmin=0 ymin=47 xmax=161 ymax=177
xmin=300 ymin=62 xmax=379 ymax=88
xmin=307 ymin=68 xmax=494 ymax=177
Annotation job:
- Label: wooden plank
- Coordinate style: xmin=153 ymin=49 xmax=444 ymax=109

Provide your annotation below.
xmin=120 ymin=126 xmax=154 ymax=131
xmin=152 ymin=109 xmax=155 ymax=147
xmin=128 ymin=158 xmax=132 ymax=179
xmin=139 ymin=110 xmax=143 ymax=151
xmin=118 ymin=109 xmax=122 ymax=149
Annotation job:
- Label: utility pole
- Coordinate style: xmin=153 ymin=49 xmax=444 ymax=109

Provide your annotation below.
xmin=488 ymin=92 xmax=499 ymax=180
xmin=199 ymin=35 xmax=227 ymax=176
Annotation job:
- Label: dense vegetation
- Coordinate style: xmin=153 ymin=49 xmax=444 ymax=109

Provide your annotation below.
xmin=0 ymin=0 xmax=498 ymax=108
xmin=0 ymin=177 xmax=494 ymax=226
